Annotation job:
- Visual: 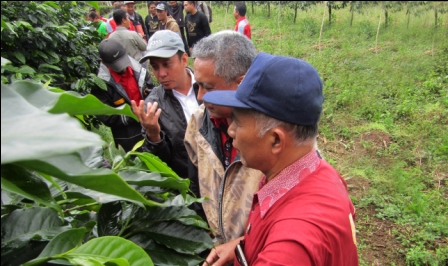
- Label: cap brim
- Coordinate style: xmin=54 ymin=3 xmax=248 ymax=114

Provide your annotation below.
xmin=105 ymin=55 xmax=132 ymax=73
xmin=203 ymin=91 xmax=251 ymax=108
xmin=139 ymin=49 xmax=178 ymax=63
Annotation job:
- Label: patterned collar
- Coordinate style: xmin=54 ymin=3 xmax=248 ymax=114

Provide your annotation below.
xmin=257 ymin=150 xmax=321 ymax=218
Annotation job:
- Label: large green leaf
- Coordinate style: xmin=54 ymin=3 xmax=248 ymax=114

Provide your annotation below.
xmin=97 ymin=202 xmax=124 ymax=237
xmin=38 ymin=227 xmax=86 ymax=257
xmin=132 ymin=205 xmax=209 ymax=230
xmin=70 ymin=236 xmax=153 ymax=266
xmin=10 ymin=80 xmax=137 ymax=120
xmin=119 ymin=170 xmax=189 ymax=194
xmin=129 ymin=234 xmax=203 ymax=266
xmin=63 ymin=255 xmax=130 ymax=266
xmin=68 ymin=187 xmax=136 ymax=205
xmin=1 ymin=82 xmax=104 ymax=164
xmin=145 ymin=221 xmax=213 ymax=254
xmin=85 ymin=1 xmax=100 ymax=13
xmin=1 ymin=207 xmax=68 ymax=265
xmin=16 ymin=152 xmax=163 ymax=207
xmin=131 ymin=152 xmax=180 ymax=178
xmin=166 ymin=194 xmax=207 ymax=207
xmin=1 ymin=207 xmax=63 ymax=243
xmin=1 ymin=164 xmax=61 ymax=212
xmin=1 ymin=57 xmax=11 ymax=67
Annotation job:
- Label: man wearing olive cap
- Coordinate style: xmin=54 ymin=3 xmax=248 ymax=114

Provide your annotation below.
xmin=202 ymin=53 xmax=359 ymax=266
xmin=132 ymin=30 xmax=199 ymax=186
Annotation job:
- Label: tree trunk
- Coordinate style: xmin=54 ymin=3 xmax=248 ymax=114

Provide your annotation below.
xmin=385 ymin=9 xmax=388 ymax=28
xmin=434 ymin=7 xmax=438 ymax=27
xmin=252 ymin=1 xmax=254 ymax=15
xmin=267 ymin=1 xmax=270 ymax=18
xmin=407 ymin=10 xmax=410 ymax=29
xmin=350 ymin=10 xmax=354 ymax=26
xmin=226 ymin=1 xmax=230 ymax=14
xmin=294 ymin=2 xmax=298 ymax=24
xmin=328 ymin=4 xmax=332 ymax=25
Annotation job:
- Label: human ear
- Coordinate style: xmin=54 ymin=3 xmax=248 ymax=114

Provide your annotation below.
xmin=181 ymin=53 xmax=189 ymax=67
xmin=271 ymin=128 xmax=286 ymax=155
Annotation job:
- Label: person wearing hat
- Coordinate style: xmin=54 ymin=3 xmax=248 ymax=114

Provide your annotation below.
xmin=155 ymin=2 xmax=180 ymax=36
xmin=131 ymin=30 xmax=199 ymax=183
xmin=184 ymin=30 xmax=263 ymax=245
xmin=201 ymin=53 xmax=359 ymax=265
xmin=91 ymin=39 xmax=154 ymax=152
xmin=124 ymin=1 xmax=148 ymax=41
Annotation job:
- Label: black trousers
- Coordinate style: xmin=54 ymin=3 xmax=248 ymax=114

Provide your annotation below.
xmin=179 ymin=26 xmax=190 ymax=56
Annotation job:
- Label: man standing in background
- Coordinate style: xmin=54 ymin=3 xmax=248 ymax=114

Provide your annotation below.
xmin=168 ymin=1 xmax=190 ymax=56
xmin=184 ymin=1 xmax=211 ymax=54
xmin=109 ymin=9 xmax=147 ymax=62
xmin=145 ymin=1 xmax=159 ymax=40
xmin=107 ymin=3 xmax=137 ymax=36
xmin=196 ymin=1 xmax=212 ymax=24
xmin=124 ymin=1 xmax=148 ymax=41
xmin=234 ymin=2 xmax=251 ymax=39
xmin=155 ymin=2 xmax=180 ymax=36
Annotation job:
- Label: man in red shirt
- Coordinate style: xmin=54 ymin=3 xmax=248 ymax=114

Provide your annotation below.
xmin=233 ymin=2 xmax=251 ymax=39
xmin=202 ymin=53 xmax=359 ymax=265
xmin=106 ymin=3 xmax=137 ymax=37
xmin=91 ymin=39 xmax=153 ymax=152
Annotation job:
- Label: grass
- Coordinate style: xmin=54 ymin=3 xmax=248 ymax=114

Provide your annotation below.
xmin=131 ymin=3 xmax=447 ymax=265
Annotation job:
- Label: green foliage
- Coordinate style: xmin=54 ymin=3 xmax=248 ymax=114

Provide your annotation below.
xmin=208 ymin=3 xmax=448 ymax=265
xmin=1 ymin=1 xmax=100 ymax=92
xmin=1 ymin=80 xmax=212 ymax=265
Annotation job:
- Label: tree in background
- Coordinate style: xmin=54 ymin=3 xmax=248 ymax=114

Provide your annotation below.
xmin=1 ymin=1 xmax=101 ymax=93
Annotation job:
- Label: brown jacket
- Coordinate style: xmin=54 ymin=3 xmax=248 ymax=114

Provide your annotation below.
xmin=159 ymin=17 xmax=180 ymax=35
xmin=185 ymin=105 xmax=263 ymax=245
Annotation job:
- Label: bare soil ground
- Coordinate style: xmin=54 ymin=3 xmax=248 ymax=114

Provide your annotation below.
xmin=319 ymin=130 xmax=408 ymax=265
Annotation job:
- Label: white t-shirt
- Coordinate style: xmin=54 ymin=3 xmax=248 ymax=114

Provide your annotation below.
xmin=172 ymin=69 xmax=199 ymax=123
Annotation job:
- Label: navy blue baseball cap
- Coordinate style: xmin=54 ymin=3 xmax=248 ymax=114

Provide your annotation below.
xmin=202 ymin=52 xmax=324 ymax=125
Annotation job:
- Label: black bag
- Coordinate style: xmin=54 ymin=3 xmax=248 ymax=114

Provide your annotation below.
xmin=198 ymin=2 xmax=212 ymax=23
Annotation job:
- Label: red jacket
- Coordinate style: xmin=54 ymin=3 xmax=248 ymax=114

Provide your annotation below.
xmin=235 ymin=157 xmax=358 ymax=265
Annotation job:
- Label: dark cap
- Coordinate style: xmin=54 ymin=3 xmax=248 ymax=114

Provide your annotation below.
xmin=202 ymin=52 xmax=324 ymax=125
xmin=98 ymin=39 xmax=132 ymax=73
xmin=139 ymin=30 xmax=185 ymax=63
xmin=155 ymin=2 xmax=167 ymax=10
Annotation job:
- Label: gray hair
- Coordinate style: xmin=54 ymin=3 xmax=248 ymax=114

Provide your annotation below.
xmin=237 ymin=108 xmax=318 ymax=147
xmin=192 ymin=30 xmax=257 ymax=85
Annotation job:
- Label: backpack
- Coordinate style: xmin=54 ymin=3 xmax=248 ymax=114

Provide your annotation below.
xmin=198 ymin=2 xmax=212 ymax=23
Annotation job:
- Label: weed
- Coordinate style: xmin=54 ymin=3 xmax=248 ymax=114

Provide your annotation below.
xmin=359 ymin=20 xmax=374 ymax=39
xmin=134 ymin=4 xmax=448 ymax=265
xmin=303 ymin=17 xmax=318 ymax=36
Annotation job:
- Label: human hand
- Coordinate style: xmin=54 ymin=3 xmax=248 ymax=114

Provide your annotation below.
xmin=202 ymin=237 xmax=243 ymax=266
xmin=131 ymin=100 xmax=162 ymax=142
